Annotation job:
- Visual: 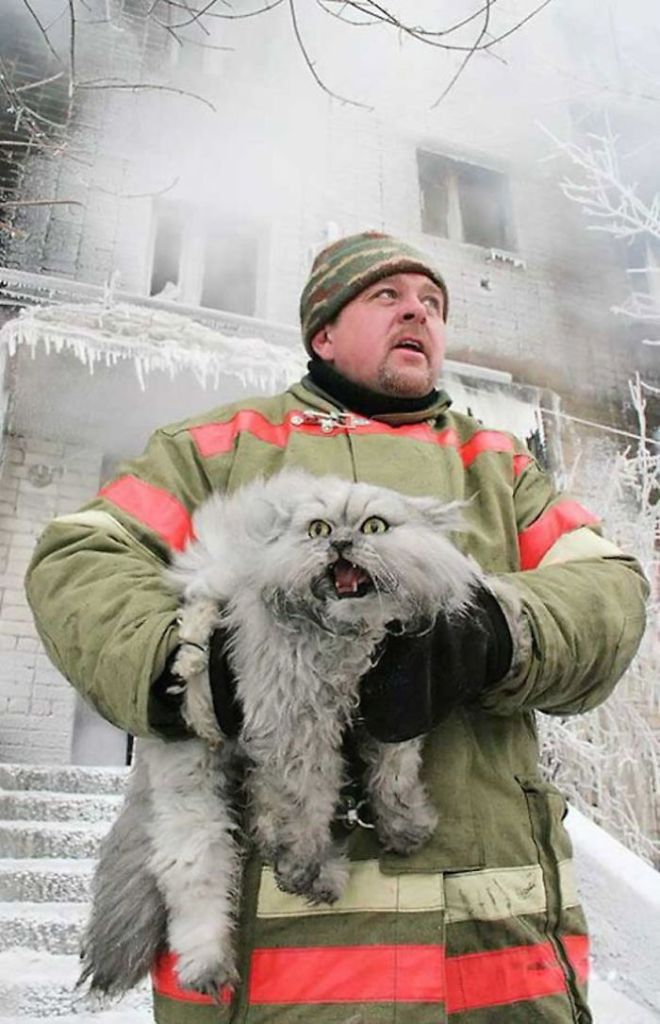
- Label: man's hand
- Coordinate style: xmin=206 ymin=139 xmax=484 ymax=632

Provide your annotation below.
xmin=207 ymin=626 xmax=243 ymax=737
xmin=358 ymin=584 xmax=514 ymax=743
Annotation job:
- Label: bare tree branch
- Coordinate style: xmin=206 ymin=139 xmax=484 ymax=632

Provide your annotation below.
xmin=75 ymin=175 xmax=181 ymax=200
xmin=19 ymin=0 xmax=64 ymax=64
xmin=162 ymin=0 xmax=284 ymax=27
xmin=328 ymin=0 xmax=555 ymax=54
xmin=0 ymin=197 xmax=84 ymax=208
xmin=15 ymin=70 xmax=66 ymax=93
xmin=431 ymin=0 xmax=492 ymax=109
xmin=286 ymin=0 xmax=372 ymax=111
xmin=76 ymin=78 xmax=217 ymax=113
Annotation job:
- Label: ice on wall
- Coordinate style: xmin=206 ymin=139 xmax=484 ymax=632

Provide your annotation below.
xmin=443 ymin=373 xmax=546 ymax=450
xmin=0 ymin=302 xmax=306 ymax=393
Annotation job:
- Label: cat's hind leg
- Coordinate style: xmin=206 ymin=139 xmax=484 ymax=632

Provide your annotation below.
xmin=144 ymin=737 xmax=242 ymax=996
xmin=359 ymin=734 xmax=438 ymax=854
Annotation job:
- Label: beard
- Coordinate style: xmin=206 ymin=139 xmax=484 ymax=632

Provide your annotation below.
xmin=376 ymin=356 xmax=436 ymax=397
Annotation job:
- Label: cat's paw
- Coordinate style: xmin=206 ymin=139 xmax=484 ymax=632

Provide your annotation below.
xmin=377 ymin=805 xmax=438 ymax=855
xmin=177 ymin=957 xmax=239 ymax=1003
xmin=274 ymin=854 xmax=320 ymax=896
xmin=305 ymin=856 xmax=349 ymax=905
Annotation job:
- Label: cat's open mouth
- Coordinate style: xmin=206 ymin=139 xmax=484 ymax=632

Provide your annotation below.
xmin=329 ymin=558 xmax=375 ymax=599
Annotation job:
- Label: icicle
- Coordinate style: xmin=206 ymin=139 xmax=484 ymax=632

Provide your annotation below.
xmin=135 ymin=357 xmax=146 ymax=391
xmin=0 ymin=300 xmax=305 ymax=395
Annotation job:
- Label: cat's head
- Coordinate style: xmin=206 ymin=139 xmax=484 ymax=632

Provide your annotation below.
xmin=205 ymin=470 xmax=483 ymax=635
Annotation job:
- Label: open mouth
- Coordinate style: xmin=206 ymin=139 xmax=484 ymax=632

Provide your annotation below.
xmin=329 ymin=558 xmax=374 ymax=599
xmin=394 ymin=339 xmax=425 ymax=355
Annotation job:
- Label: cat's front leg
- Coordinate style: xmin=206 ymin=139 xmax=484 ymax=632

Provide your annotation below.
xmin=144 ymin=738 xmax=241 ymax=996
xmin=359 ymin=734 xmax=438 ymax=855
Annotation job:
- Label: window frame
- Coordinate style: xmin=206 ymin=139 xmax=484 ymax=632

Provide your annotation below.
xmin=417 ymin=148 xmax=517 ymax=253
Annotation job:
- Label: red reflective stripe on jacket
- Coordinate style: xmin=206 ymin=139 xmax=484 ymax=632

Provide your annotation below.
xmin=189 ymin=410 xmax=295 ymax=456
xmin=446 ymin=936 xmax=589 ymax=1014
xmin=460 ymin=430 xmax=514 ymax=466
xmin=189 ymin=410 xmax=521 ymax=473
xmin=562 ymin=933 xmax=590 ymax=983
xmin=248 ymin=945 xmax=445 ymax=1004
xmin=151 ymin=935 xmax=588 ymax=1007
xmin=99 ymin=476 xmax=194 ymax=551
xmin=513 ymin=452 xmax=533 ymax=477
xmin=518 ymin=500 xmax=600 ymax=570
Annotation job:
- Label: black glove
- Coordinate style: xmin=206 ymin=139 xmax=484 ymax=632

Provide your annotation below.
xmin=149 ymin=625 xmax=243 ymax=739
xmin=358 ymin=585 xmax=514 ymax=743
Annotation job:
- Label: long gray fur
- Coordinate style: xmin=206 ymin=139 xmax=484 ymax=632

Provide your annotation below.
xmin=79 ymin=470 xmax=488 ymax=999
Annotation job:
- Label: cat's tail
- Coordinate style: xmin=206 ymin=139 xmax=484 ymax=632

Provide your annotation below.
xmin=77 ymin=758 xmax=167 ymax=997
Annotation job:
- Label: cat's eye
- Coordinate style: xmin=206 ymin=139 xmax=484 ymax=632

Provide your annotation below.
xmin=308 ymin=519 xmax=332 ymax=538
xmin=361 ymin=516 xmax=389 ymax=535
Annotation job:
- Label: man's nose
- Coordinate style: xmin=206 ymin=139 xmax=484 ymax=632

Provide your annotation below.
xmin=400 ymin=296 xmax=427 ymax=322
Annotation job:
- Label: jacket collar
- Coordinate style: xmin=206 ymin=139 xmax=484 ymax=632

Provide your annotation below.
xmin=291 ymin=374 xmax=452 ymax=428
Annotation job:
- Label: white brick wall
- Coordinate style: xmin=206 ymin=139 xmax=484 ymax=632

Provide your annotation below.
xmin=0 ymin=435 xmax=103 ymax=764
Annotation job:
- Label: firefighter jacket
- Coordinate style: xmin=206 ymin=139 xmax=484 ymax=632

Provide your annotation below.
xmin=25 ymin=379 xmax=648 ymax=1024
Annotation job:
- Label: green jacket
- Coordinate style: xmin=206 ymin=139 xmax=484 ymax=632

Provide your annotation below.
xmin=26 ymin=377 xmax=647 ymax=873
xmin=25 ymin=379 xmax=648 ymax=1022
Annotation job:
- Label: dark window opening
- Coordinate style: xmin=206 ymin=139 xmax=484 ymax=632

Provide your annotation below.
xmin=150 ymin=204 xmax=184 ymax=297
xmin=418 ymin=151 xmax=451 ymax=238
xmin=200 ymin=226 xmax=258 ymax=316
xmin=418 ymin=150 xmax=516 ymax=251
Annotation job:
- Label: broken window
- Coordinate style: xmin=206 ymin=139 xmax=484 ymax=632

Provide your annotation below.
xmin=201 ymin=225 xmax=258 ymax=316
xmin=149 ymin=202 xmax=184 ymax=297
xmin=149 ymin=201 xmax=259 ymax=315
xmin=418 ymin=150 xmax=516 ymax=251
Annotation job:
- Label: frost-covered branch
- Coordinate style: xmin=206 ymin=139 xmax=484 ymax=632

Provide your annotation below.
xmin=541 ymin=123 xmax=660 ymax=343
xmin=541 ymin=125 xmax=660 ymax=243
xmin=540 ymin=376 xmax=660 ymax=865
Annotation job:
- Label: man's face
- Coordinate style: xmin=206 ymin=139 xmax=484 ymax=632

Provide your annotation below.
xmin=310 ymin=272 xmax=446 ymax=397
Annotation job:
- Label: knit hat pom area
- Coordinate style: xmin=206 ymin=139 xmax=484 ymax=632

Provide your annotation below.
xmin=299 ymin=231 xmax=449 ymax=354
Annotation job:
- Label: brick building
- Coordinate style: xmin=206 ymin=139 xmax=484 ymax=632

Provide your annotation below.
xmin=0 ymin=0 xmax=657 ymax=765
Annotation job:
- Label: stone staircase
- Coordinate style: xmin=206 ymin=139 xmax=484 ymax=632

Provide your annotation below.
xmin=0 ymin=764 xmax=151 ymax=1022
xmin=2 ymin=764 xmax=659 ymax=1023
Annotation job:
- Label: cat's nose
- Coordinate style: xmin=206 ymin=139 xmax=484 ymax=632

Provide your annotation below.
xmin=331 ymin=539 xmax=353 ymax=556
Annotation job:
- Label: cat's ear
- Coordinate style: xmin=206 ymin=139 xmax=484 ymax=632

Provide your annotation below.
xmin=243 ymin=495 xmax=293 ymax=543
xmin=409 ymin=497 xmax=469 ymax=533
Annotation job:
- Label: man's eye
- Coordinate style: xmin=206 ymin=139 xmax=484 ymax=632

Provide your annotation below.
xmin=308 ymin=519 xmax=332 ymax=538
xmin=361 ymin=516 xmax=389 ymax=535
xmin=422 ymin=295 xmax=441 ymax=313
xmin=374 ymin=287 xmax=397 ymax=299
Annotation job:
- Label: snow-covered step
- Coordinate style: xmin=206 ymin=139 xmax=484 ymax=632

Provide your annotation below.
xmin=0 ymin=791 xmax=123 ymax=823
xmin=0 ymin=901 xmax=86 ymax=949
xmin=0 ymin=820 xmax=109 ymax=859
xmin=16 ymin=1013 xmax=151 ymax=1024
xmin=0 ymin=858 xmax=95 ymax=903
xmin=0 ymin=764 xmax=127 ymax=795
xmin=0 ymin=901 xmax=87 ymax=954
xmin=0 ymin=949 xmax=151 ymax=1018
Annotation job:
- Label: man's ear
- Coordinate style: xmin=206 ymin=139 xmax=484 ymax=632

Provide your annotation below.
xmin=310 ymin=326 xmax=333 ymax=361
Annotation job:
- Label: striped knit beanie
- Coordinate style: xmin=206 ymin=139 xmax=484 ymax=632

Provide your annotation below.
xmin=300 ymin=231 xmax=448 ymax=354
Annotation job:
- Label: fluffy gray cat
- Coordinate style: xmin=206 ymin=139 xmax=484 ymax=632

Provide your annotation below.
xmin=79 ymin=469 xmax=485 ymax=1000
